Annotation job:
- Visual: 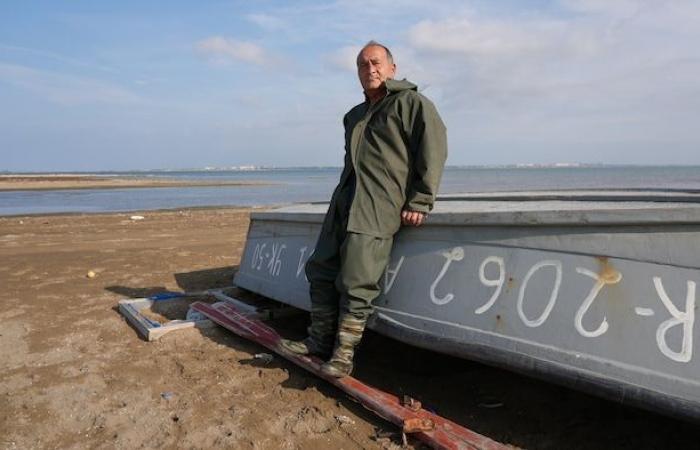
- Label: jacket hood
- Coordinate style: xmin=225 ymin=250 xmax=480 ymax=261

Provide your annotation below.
xmin=385 ymin=78 xmax=417 ymax=93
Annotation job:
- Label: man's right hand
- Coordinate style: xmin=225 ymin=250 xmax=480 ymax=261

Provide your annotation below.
xmin=401 ymin=209 xmax=426 ymax=227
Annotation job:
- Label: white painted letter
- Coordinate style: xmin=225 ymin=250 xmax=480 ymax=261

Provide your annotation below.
xmin=252 ymin=243 xmax=266 ymax=271
xmin=574 ymin=267 xmax=622 ymax=338
xmin=384 ymin=256 xmax=405 ymax=294
xmin=430 ymin=247 xmax=464 ymax=305
xmin=653 ymin=277 xmax=696 ymax=363
xmin=251 ymin=244 xmax=260 ymax=269
xmin=475 ymin=256 xmax=505 ymax=314
xmin=296 ymin=246 xmax=308 ymax=278
xmin=517 ymin=260 xmax=562 ymax=327
xmin=267 ymin=243 xmax=286 ymax=277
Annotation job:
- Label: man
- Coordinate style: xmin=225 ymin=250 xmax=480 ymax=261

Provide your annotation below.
xmin=281 ymin=41 xmax=447 ymax=377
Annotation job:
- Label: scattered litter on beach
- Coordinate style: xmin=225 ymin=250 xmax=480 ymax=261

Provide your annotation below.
xmin=186 ymin=307 xmax=207 ymax=321
xmin=118 ymin=292 xmax=218 ymax=341
xmin=161 ymin=391 xmax=175 ymax=401
xmin=130 ymin=215 xmax=145 ymax=221
xmin=86 ymin=270 xmax=97 ymax=279
xmin=254 ymin=353 xmax=274 ymax=364
xmin=335 ymin=415 xmax=355 ymax=425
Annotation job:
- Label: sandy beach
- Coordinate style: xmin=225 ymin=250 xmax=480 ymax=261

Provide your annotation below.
xmin=0 ymin=174 xmax=269 ymax=191
xmin=1 ymin=208 xmax=699 ymax=450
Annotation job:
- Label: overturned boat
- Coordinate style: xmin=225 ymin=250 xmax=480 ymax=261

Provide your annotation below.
xmin=234 ymin=190 xmax=700 ymax=420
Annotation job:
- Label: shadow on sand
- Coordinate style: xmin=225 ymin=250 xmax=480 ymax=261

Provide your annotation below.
xmin=108 ymin=265 xmax=700 ymax=449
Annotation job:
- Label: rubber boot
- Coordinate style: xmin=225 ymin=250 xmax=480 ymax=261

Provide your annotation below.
xmin=279 ymin=336 xmax=332 ymax=357
xmin=320 ymin=314 xmax=367 ymax=378
xmin=279 ymin=306 xmax=336 ymax=357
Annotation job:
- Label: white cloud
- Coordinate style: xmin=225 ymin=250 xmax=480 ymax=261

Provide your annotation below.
xmin=181 ymin=1 xmax=700 ymax=164
xmin=246 ymin=13 xmax=286 ymax=31
xmin=560 ymin=0 xmax=651 ymax=17
xmin=399 ymin=2 xmax=700 ymax=148
xmin=409 ymin=17 xmax=574 ymax=57
xmin=3 ymin=1 xmax=697 ymax=169
xmin=324 ymin=45 xmax=361 ymax=72
xmin=195 ymin=36 xmax=274 ymax=66
xmin=0 ymin=62 xmax=141 ymax=105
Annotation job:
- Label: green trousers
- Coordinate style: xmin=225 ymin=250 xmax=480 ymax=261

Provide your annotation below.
xmin=304 ymin=186 xmax=393 ymax=345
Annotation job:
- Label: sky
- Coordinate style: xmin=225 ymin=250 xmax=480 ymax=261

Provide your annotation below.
xmin=1 ymin=0 xmax=699 ymax=171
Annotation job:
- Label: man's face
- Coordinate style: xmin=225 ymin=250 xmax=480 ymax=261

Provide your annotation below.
xmin=357 ymin=45 xmax=396 ymax=93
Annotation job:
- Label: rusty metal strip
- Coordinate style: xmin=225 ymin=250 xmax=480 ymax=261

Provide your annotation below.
xmin=192 ymin=301 xmax=513 ymax=450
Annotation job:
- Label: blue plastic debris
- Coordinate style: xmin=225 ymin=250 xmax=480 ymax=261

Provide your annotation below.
xmin=149 ymin=292 xmax=185 ymax=301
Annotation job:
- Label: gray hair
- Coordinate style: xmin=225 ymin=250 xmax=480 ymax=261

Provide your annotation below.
xmin=357 ymin=40 xmax=394 ymax=65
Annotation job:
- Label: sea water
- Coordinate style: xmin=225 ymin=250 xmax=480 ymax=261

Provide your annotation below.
xmin=1 ymin=166 xmax=699 ymax=216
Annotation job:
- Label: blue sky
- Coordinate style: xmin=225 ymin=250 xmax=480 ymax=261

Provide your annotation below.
xmin=1 ymin=0 xmax=699 ymax=171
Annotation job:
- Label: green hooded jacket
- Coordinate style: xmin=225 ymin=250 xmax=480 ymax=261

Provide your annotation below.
xmin=325 ymin=79 xmax=448 ymax=238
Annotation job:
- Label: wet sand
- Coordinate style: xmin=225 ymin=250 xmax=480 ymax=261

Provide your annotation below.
xmin=0 ymin=174 xmax=268 ymax=191
xmin=1 ymin=208 xmax=698 ymax=449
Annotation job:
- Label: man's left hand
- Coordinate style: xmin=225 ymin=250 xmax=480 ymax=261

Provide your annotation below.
xmin=401 ymin=209 xmax=426 ymax=227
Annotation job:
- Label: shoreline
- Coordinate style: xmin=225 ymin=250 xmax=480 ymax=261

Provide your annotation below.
xmin=0 ymin=204 xmax=270 ymax=219
xmin=0 ymin=174 xmax=274 ymax=191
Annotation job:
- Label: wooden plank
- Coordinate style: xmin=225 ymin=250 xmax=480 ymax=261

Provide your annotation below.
xmin=192 ymin=300 xmax=514 ymax=450
xmin=118 ymin=298 xmax=213 ymax=341
xmin=147 ymin=319 xmax=214 ymax=340
xmin=118 ymin=301 xmax=160 ymax=340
